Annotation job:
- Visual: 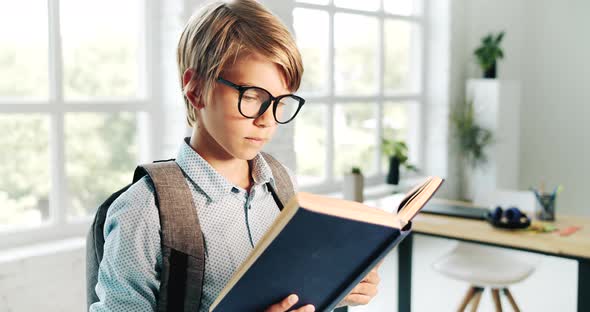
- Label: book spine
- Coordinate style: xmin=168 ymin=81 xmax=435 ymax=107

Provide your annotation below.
xmin=324 ymin=226 xmax=413 ymax=310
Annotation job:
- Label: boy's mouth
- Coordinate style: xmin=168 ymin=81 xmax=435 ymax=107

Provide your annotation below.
xmin=245 ymin=137 xmax=267 ymax=143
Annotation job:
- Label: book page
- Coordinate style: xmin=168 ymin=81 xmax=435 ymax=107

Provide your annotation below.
xmin=396 ymin=179 xmax=429 ymax=213
xmin=297 ymin=193 xmax=402 ymax=229
xmin=397 ymin=176 xmax=444 ymax=224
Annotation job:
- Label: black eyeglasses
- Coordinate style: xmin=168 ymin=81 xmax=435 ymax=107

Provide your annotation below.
xmin=216 ymin=77 xmax=305 ymax=124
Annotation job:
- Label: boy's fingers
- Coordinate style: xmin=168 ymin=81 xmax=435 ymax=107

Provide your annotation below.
xmin=349 ymin=282 xmax=378 ymax=297
xmin=264 ymin=295 xmax=315 ymax=312
xmin=265 ymin=294 xmax=298 ymax=312
xmin=361 ymin=270 xmax=381 ymax=285
xmin=344 ymin=294 xmax=373 ymax=306
xmin=343 ymin=270 xmax=381 ymax=307
xmin=367 ymin=270 xmax=381 ymax=284
xmin=293 ymin=304 xmax=316 ymax=312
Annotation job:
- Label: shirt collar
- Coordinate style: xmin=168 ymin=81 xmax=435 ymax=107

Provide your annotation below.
xmin=175 ymin=137 xmax=274 ymax=201
xmin=249 ymin=153 xmax=274 ymax=186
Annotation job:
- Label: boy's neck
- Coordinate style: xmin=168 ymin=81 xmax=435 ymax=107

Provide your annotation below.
xmin=189 ymin=129 xmax=253 ymax=192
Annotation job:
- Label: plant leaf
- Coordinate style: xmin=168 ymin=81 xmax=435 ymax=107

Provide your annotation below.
xmin=495 ymin=31 xmax=505 ymax=44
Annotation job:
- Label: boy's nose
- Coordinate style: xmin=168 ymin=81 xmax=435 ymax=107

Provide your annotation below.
xmin=253 ymin=103 xmax=276 ymax=127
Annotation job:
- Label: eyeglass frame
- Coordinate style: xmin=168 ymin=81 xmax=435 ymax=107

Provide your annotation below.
xmin=216 ymin=76 xmax=305 ymax=124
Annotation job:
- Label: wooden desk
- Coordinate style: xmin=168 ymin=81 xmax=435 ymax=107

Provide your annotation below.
xmin=399 ymin=212 xmax=590 ymax=312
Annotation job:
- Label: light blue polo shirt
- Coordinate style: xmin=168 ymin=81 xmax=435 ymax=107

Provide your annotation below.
xmin=90 ymin=137 xmax=297 ymax=312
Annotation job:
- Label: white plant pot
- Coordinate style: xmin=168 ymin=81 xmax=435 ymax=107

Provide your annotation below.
xmin=343 ymin=173 xmax=364 ymax=203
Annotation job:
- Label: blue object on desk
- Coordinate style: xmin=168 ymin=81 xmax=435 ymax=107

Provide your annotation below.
xmin=485 ymin=206 xmax=531 ymax=229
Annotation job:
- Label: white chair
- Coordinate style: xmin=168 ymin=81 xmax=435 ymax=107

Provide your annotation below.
xmin=432 ymin=190 xmax=540 ymax=312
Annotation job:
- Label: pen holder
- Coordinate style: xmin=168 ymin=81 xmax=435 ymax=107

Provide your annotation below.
xmin=535 ymin=194 xmax=555 ymax=221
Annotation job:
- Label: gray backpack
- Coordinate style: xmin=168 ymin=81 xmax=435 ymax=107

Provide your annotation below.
xmin=86 ymin=153 xmax=295 ymax=311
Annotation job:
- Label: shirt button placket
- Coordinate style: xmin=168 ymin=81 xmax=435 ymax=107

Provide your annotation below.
xmin=246 ymin=189 xmax=255 ymax=210
xmin=244 ymin=190 xmax=255 ymax=247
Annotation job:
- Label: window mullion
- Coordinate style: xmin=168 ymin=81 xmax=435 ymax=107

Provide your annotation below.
xmin=296 ymin=1 xmax=422 ymax=22
xmin=138 ymin=0 xmax=155 ymax=163
xmin=294 ymin=2 xmax=426 ymax=190
xmin=48 ymin=0 xmax=63 ymax=103
xmin=376 ymin=3 xmax=385 ymax=176
xmin=326 ymin=6 xmax=335 ymax=183
xmin=417 ymin=0 xmax=428 ymax=170
xmin=48 ymin=0 xmax=67 ymax=227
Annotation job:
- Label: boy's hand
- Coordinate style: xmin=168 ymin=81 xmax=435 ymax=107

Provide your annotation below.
xmin=265 ymin=294 xmax=315 ymax=312
xmin=335 ymin=260 xmax=383 ymax=308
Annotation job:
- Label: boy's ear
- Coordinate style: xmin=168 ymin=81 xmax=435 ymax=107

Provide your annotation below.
xmin=182 ymin=68 xmax=205 ymax=109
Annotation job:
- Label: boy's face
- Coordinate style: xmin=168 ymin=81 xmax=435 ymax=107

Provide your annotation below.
xmin=195 ymin=52 xmax=291 ymax=160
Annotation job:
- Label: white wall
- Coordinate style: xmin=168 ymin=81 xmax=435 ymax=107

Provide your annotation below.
xmin=459 ymin=0 xmax=589 ymax=215
xmin=422 ymin=0 xmax=461 ymax=199
xmin=0 ymin=239 xmax=86 ymax=311
xmin=519 ymin=0 xmax=590 ymax=216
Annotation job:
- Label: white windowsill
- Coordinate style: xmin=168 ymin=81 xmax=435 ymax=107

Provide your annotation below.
xmin=0 ymin=237 xmax=86 ymax=264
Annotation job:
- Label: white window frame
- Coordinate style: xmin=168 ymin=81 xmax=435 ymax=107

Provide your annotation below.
xmin=294 ymin=0 xmax=428 ymax=194
xmin=0 ymin=0 xmax=159 ymax=250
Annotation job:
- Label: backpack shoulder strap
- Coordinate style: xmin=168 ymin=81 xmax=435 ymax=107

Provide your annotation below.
xmin=136 ymin=161 xmax=205 ymax=312
xmin=260 ymin=152 xmax=296 ymax=210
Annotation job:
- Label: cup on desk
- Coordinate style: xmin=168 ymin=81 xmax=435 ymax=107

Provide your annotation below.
xmin=535 ymin=193 xmax=556 ymax=221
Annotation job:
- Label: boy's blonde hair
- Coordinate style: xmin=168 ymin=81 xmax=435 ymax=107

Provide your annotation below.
xmin=177 ymin=0 xmax=304 ymax=127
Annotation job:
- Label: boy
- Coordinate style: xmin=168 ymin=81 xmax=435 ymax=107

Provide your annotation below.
xmin=90 ymin=0 xmax=380 ymax=311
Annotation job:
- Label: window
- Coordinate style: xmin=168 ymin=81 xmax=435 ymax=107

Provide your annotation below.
xmin=293 ymin=0 xmax=424 ymax=191
xmin=0 ymin=0 xmax=152 ymax=247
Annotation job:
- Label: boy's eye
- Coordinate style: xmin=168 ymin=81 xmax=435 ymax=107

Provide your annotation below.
xmin=242 ymin=90 xmax=261 ymax=102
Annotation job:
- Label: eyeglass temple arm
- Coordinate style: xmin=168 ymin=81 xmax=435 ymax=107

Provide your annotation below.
xmin=217 ymin=77 xmax=239 ymax=89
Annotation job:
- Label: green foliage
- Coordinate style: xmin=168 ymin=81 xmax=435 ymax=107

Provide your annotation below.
xmin=474 ymin=31 xmax=505 ymax=71
xmin=65 ymin=113 xmax=137 ymax=218
xmin=0 ymin=37 xmax=138 ymax=227
xmin=63 ymin=37 xmax=137 ymax=98
xmin=0 ymin=45 xmax=48 ymax=97
xmin=381 ymin=138 xmax=417 ymax=172
xmin=0 ymin=115 xmax=50 ymax=227
xmin=333 ymin=104 xmax=376 ymax=178
xmin=351 ymin=167 xmax=362 ymax=175
xmin=450 ymin=100 xmax=494 ymax=168
xmin=0 ymin=113 xmax=138 ymax=227
xmin=294 ymin=105 xmax=325 ymax=178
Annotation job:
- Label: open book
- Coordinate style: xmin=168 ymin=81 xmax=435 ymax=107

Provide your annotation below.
xmin=210 ymin=176 xmax=444 ymax=312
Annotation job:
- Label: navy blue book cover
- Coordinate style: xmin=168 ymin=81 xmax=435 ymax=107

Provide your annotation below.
xmin=211 ymin=207 xmax=411 ymax=312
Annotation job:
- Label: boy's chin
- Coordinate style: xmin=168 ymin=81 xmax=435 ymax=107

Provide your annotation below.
xmin=231 ymin=146 xmax=262 ymax=161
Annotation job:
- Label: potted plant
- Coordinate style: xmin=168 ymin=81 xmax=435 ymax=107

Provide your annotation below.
xmin=450 ymin=100 xmax=494 ymax=168
xmin=381 ymin=138 xmax=418 ymax=185
xmin=343 ymin=167 xmax=364 ymax=202
xmin=474 ymin=31 xmax=505 ymax=78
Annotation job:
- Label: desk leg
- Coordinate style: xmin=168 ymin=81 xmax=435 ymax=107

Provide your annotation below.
xmin=579 ymin=258 xmax=590 ymax=312
xmin=398 ymin=233 xmax=413 ymax=312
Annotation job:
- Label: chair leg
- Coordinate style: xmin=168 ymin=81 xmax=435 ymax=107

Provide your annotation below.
xmin=502 ymin=288 xmax=521 ymax=312
xmin=457 ymin=286 xmax=477 ymax=312
xmin=491 ymin=288 xmax=503 ymax=312
xmin=470 ymin=288 xmax=484 ymax=312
